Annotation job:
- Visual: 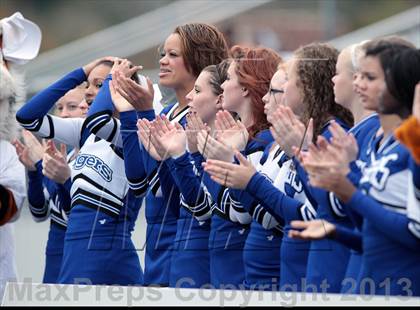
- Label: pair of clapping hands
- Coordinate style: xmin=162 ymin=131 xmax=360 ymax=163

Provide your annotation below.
xmin=99 ymin=57 xmax=155 ymax=113
xmin=205 ymin=105 xmax=358 ymax=191
xmin=136 ymin=110 xmax=249 ymax=164
xmin=202 ymin=105 xmax=359 ymax=242
xmin=200 ymin=104 xmax=347 ymax=190
xmin=13 ymin=131 xmax=71 ymax=184
xmin=132 ymin=96 xmax=362 ymax=241
xmin=83 ymin=56 xmax=155 ymax=112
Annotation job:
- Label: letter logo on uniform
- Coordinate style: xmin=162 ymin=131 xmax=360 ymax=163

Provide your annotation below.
xmin=361 ymin=154 xmax=398 ymax=190
xmin=73 ymin=153 xmax=113 ymax=182
xmin=284 ymin=170 xmax=303 ymax=197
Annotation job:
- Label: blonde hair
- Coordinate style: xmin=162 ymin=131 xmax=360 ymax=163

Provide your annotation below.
xmin=349 ymin=40 xmax=370 ymax=72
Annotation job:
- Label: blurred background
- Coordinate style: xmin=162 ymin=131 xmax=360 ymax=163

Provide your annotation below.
xmin=1 ymin=0 xmax=419 ymax=284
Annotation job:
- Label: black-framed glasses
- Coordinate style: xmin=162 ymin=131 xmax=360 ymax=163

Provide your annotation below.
xmin=268 ymin=86 xmax=284 ymax=106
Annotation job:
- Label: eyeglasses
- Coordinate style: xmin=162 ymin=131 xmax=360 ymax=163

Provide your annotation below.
xmin=268 ymin=86 xmax=284 ymax=106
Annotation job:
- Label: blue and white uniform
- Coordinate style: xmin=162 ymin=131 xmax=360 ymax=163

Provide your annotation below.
xmin=246 ymin=154 xmax=313 ymax=290
xmin=345 ymin=133 xmax=420 ymax=296
xmin=201 ymin=130 xmax=273 ymax=288
xmin=243 ymin=120 xmax=353 ymax=291
xmin=27 ymin=153 xmax=73 ymax=283
xmin=16 ymin=68 xmax=144 ymax=285
xmin=228 ymin=142 xmax=284 ymax=290
xmin=164 ymin=150 xmax=212 ymax=288
xmin=108 ymin=102 xmax=189 ymax=286
xmin=135 ymin=103 xmax=189 ymax=286
xmin=303 ymin=114 xmax=380 ymax=293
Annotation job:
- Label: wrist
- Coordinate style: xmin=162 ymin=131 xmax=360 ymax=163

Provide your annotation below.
xmin=326 ymin=222 xmax=337 ymax=239
xmin=58 ymin=177 xmax=69 ymax=185
xmin=171 ymin=150 xmax=187 ymax=160
xmin=245 ymin=171 xmax=261 ymax=193
xmin=27 ymin=165 xmax=37 ymax=172
xmin=334 ymin=176 xmax=356 ymax=203
xmin=117 ymin=105 xmax=135 ymax=113
xmin=59 ymin=169 xmax=71 ymax=184
xmin=137 ymin=110 xmax=155 ymax=121
xmin=137 ymin=102 xmax=154 ymax=111
xmin=187 ymin=146 xmax=198 ymax=153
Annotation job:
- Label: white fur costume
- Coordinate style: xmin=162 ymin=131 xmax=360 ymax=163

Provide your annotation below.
xmin=0 ymin=18 xmax=32 ymax=300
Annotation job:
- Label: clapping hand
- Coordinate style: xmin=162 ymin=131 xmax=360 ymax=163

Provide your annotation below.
xmin=297 ymin=135 xmax=356 ymax=203
xmin=42 ymin=140 xmax=71 ymax=184
xmin=12 ymin=130 xmax=44 ymax=171
xmin=288 ymin=219 xmax=336 ymax=240
xmin=114 ymin=68 xmax=154 ymax=112
xmin=197 ymin=129 xmax=234 ymax=162
xmin=270 ymin=105 xmax=313 ymax=157
xmin=150 ymin=115 xmax=187 ymax=160
xmin=186 ymin=111 xmax=209 ymax=153
xmin=137 ymin=119 xmax=163 ymax=161
xmin=109 ymin=72 xmax=134 ymax=112
xmin=214 ymin=111 xmax=248 ymax=152
xmin=203 ymin=151 xmax=256 ymax=189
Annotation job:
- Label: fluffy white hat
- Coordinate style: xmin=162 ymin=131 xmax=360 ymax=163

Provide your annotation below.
xmin=0 ymin=12 xmax=42 ymax=65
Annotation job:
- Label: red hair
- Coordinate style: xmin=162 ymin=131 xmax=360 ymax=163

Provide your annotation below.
xmin=230 ymin=45 xmax=282 ymax=138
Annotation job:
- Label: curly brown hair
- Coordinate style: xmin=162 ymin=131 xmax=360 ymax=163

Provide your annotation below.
xmin=230 ymin=45 xmax=282 ymax=138
xmin=294 ymin=43 xmax=354 ymax=139
xmin=173 ymin=23 xmax=229 ymax=78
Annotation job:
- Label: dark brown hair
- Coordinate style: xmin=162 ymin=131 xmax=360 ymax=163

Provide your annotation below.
xmin=363 ymin=35 xmax=416 ymax=50
xmin=202 ymin=59 xmax=230 ymax=96
xmin=173 ymin=23 xmax=229 ymax=78
xmin=294 ymin=42 xmax=354 ymax=139
xmin=364 ymin=39 xmax=419 ymax=117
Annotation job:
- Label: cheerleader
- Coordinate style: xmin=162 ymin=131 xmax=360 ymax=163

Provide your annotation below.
xmin=16 ymin=58 xmax=145 ymax=285
xmin=298 ymin=42 xmax=420 ymax=295
xmin=106 ymin=23 xmax=229 ymax=286
xmin=203 ymin=43 xmax=354 ymax=290
xmin=198 ymin=46 xmax=281 ymax=288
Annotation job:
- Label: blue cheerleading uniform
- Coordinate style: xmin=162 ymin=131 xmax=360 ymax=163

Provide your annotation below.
xmin=134 ymin=103 xmax=189 ymax=286
xmin=245 ymin=158 xmax=314 ymax=291
xmin=164 ymin=151 xmax=212 ymax=288
xmin=303 ymin=114 xmax=380 ymax=293
xmin=245 ymin=122 xmax=364 ymax=290
xmin=336 ymin=114 xmax=380 ymax=293
xmin=112 ymin=107 xmax=171 ymax=286
xmin=112 ymin=102 xmax=189 ymax=286
xmin=27 ymin=160 xmax=70 ymax=283
xmin=227 ymin=142 xmax=285 ymax=290
xmin=16 ymin=68 xmax=144 ymax=285
xmin=200 ymin=130 xmax=273 ymax=288
xmin=345 ymin=133 xmax=420 ymax=296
